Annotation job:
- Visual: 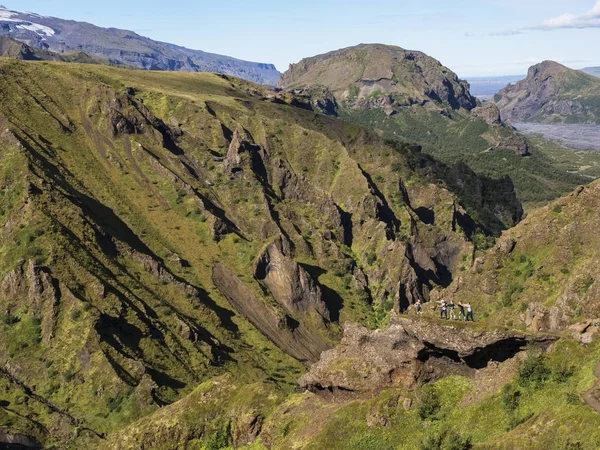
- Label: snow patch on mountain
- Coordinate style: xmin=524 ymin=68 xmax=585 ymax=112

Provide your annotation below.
xmin=0 ymin=7 xmax=17 ymax=19
xmin=0 ymin=7 xmax=55 ymax=37
xmin=16 ymin=23 xmax=55 ymax=37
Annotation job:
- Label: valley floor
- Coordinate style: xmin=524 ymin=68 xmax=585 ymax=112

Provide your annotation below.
xmin=514 ymin=123 xmax=600 ymax=152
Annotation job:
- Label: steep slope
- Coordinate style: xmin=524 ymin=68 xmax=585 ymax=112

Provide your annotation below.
xmin=280 ymin=46 xmax=600 ymax=210
xmin=0 ymin=59 xmax=524 ymax=448
xmin=441 ymin=180 xmax=600 ymax=333
xmin=0 ymin=6 xmax=279 ymax=85
xmin=494 ymin=61 xmax=600 ymax=124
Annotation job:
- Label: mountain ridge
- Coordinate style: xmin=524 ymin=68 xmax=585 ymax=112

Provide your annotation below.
xmin=0 ymin=5 xmax=280 ymax=85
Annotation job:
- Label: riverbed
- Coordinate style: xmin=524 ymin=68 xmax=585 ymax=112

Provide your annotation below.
xmin=514 ymin=123 xmax=600 ymax=151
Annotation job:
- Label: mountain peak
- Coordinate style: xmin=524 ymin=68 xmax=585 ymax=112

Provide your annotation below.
xmin=528 ymin=60 xmax=570 ymax=77
xmin=279 ymin=44 xmax=477 ymax=111
xmin=493 ymin=60 xmax=600 ymax=124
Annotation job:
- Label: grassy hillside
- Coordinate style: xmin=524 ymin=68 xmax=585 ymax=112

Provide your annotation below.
xmin=0 ymin=58 xmax=527 ymax=447
xmin=105 ymin=321 xmax=600 ymax=450
xmin=341 ymin=106 xmax=600 ymax=211
xmin=442 ymin=179 xmax=600 ymax=332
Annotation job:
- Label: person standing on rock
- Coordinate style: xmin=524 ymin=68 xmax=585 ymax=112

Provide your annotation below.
xmin=440 ymin=299 xmax=448 ymax=320
xmin=415 ymin=300 xmax=423 ymax=316
xmin=458 ymin=302 xmax=466 ymax=321
xmin=449 ymin=299 xmax=456 ymax=320
xmin=465 ymin=303 xmax=474 ymax=322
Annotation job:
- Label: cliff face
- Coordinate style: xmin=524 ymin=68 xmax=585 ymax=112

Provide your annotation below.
xmin=494 ymin=61 xmax=600 ymax=124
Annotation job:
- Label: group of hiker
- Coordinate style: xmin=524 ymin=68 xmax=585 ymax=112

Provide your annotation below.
xmin=413 ymin=299 xmax=474 ymax=321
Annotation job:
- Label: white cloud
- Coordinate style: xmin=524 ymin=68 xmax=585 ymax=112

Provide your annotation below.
xmin=537 ymin=1 xmax=600 ymax=29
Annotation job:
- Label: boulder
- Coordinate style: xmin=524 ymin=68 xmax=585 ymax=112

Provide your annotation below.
xmin=299 ymin=316 xmax=553 ymax=393
xmin=472 ymin=103 xmax=502 ymax=127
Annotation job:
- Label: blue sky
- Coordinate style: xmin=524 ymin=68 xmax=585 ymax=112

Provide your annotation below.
xmin=4 ymin=0 xmax=600 ymax=77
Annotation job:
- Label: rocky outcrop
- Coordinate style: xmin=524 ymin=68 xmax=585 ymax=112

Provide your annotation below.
xmin=299 ymin=316 xmax=553 ymax=393
xmin=223 ymin=130 xmax=263 ymax=175
xmin=472 ymin=103 xmax=502 ymax=127
xmin=212 ymin=262 xmax=331 ymax=363
xmin=254 ymin=236 xmax=330 ymax=321
xmin=0 ymin=430 xmax=41 ymax=448
xmin=473 ymin=103 xmax=530 ymax=155
xmin=1 ymin=260 xmax=60 ymax=345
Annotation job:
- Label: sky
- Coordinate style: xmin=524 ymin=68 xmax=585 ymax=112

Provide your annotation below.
xmin=3 ymin=0 xmax=600 ymax=77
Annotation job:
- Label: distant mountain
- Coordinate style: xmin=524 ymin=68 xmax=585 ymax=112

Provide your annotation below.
xmin=0 ymin=5 xmax=280 ymax=85
xmin=279 ymin=43 xmax=478 ymax=112
xmin=0 ymin=35 xmax=121 ymax=65
xmin=582 ymin=66 xmax=600 ymax=78
xmin=278 ymin=46 xmax=600 ymax=210
xmin=493 ymin=61 xmax=600 ymax=124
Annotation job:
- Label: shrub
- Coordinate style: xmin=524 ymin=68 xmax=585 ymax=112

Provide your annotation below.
xmin=501 ymin=384 xmax=520 ymax=414
xmin=552 ymin=364 xmax=574 ymax=383
xmin=204 ymin=426 xmax=231 ymax=450
xmin=418 ymin=386 xmax=441 ymax=420
xmin=366 ymin=252 xmax=377 ymax=266
xmin=420 ymin=429 xmax=472 ymax=450
xmin=517 ymin=354 xmax=550 ymax=389
xmin=566 ymin=393 xmax=581 ymax=405
xmin=70 ymin=309 xmax=82 ymax=321
xmin=501 ymin=283 xmax=523 ymax=307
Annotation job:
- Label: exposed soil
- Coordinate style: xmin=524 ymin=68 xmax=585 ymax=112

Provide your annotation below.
xmin=583 ymin=362 xmax=600 ymax=414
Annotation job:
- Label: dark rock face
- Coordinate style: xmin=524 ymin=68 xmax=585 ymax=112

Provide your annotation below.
xmin=0 ymin=6 xmax=280 ymax=85
xmin=212 ymin=263 xmax=331 ymax=364
xmin=254 ymin=236 xmax=330 ymax=321
xmin=299 ymin=316 xmax=554 ymax=393
xmin=493 ymin=60 xmax=600 ymax=124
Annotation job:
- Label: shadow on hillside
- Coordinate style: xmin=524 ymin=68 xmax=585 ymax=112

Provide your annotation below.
xmin=299 ymin=263 xmax=344 ymax=322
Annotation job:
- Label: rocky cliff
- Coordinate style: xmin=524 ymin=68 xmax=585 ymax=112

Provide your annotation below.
xmin=493 ymin=61 xmax=600 ymax=124
xmin=299 ymin=316 xmax=554 ymax=393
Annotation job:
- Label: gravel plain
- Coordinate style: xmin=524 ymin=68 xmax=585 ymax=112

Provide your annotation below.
xmin=514 ymin=123 xmax=600 ymax=151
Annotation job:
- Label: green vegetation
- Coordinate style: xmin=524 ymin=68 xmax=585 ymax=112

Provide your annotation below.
xmin=1 ymin=53 xmax=600 ymax=450
xmin=341 ymin=107 xmax=600 ymax=210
